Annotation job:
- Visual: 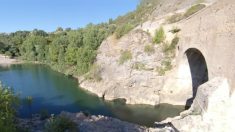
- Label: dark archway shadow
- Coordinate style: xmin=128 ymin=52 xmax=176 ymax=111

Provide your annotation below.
xmin=184 ymin=48 xmax=208 ymax=109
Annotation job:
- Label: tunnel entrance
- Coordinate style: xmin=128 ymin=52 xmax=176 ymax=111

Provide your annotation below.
xmin=185 ymin=48 xmax=208 ymax=108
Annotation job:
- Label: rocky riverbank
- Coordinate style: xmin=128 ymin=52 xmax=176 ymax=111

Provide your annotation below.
xmin=17 ymin=111 xmax=175 ymax=132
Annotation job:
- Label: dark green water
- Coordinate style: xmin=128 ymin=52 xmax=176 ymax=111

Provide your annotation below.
xmin=0 ymin=64 xmax=184 ymax=126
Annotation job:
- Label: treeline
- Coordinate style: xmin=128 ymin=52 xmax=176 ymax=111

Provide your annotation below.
xmin=0 ymin=0 xmax=160 ymax=76
xmin=0 ymin=24 xmax=114 ymax=75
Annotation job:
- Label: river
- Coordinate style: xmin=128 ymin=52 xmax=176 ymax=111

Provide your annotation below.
xmin=0 ymin=64 xmax=184 ymax=126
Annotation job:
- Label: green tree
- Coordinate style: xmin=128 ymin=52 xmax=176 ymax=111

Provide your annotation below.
xmin=0 ymin=82 xmax=18 ymax=132
xmin=76 ymin=47 xmax=97 ymax=75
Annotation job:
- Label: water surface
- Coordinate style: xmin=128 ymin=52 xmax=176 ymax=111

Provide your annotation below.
xmin=0 ymin=64 xmax=184 ymax=126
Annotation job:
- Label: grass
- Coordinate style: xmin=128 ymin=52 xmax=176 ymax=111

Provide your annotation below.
xmin=156 ymin=60 xmax=172 ymax=76
xmin=184 ymin=4 xmax=206 ymax=18
xmin=166 ymin=13 xmax=184 ymax=24
xmin=119 ymin=50 xmax=132 ymax=64
xmin=157 ymin=36 xmax=179 ymax=75
xmin=144 ymin=45 xmax=155 ymax=55
xmin=163 ymin=36 xmax=179 ymax=53
xmin=153 ymin=26 xmax=165 ymax=44
xmin=115 ymin=23 xmax=134 ymax=39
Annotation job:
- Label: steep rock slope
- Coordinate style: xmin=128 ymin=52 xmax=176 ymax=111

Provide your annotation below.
xmin=79 ymin=0 xmax=224 ymax=106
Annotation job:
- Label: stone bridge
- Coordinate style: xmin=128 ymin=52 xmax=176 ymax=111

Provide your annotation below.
xmin=162 ymin=0 xmax=235 ymax=106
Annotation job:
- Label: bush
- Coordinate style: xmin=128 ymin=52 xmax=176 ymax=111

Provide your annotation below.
xmin=115 ymin=24 xmax=134 ymax=39
xmin=166 ymin=13 xmax=183 ymax=24
xmin=184 ymin=4 xmax=206 ymax=18
xmin=119 ymin=50 xmax=132 ymax=64
xmin=156 ymin=60 xmax=172 ymax=76
xmin=163 ymin=36 xmax=179 ymax=54
xmin=144 ymin=45 xmax=155 ymax=55
xmin=85 ymin=64 xmax=102 ymax=81
xmin=153 ymin=26 xmax=165 ymax=44
xmin=0 ymin=82 xmax=18 ymax=132
xmin=45 ymin=116 xmax=77 ymax=132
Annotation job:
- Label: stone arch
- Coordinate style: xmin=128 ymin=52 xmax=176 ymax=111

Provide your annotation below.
xmin=185 ymin=48 xmax=209 ymax=107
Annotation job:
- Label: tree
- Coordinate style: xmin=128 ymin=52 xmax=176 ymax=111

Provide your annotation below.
xmin=65 ymin=44 xmax=77 ymax=66
xmin=48 ymin=36 xmax=69 ymax=64
xmin=20 ymin=35 xmax=47 ymax=61
xmin=0 ymin=82 xmax=18 ymax=132
xmin=76 ymin=47 xmax=97 ymax=75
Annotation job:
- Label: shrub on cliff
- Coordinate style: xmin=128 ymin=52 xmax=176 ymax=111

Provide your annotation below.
xmin=0 ymin=82 xmax=18 ymax=132
xmin=144 ymin=45 xmax=155 ymax=55
xmin=115 ymin=24 xmax=134 ymax=39
xmin=45 ymin=116 xmax=77 ymax=132
xmin=119 ymin=50 xmax=132 ymax=65
xmin=153 ymin=26 xmax=165 ymax=44
xmin=166 ymin=13 xmax=183 ymax=24
xmin=184 ymin=4 xmax=206 ymax=18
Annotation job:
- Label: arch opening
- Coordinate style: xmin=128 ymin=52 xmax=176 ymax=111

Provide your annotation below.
xmin=185 ymin=48 xmax=208 ymax=107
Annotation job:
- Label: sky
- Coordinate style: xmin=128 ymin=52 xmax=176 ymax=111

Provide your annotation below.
xmin=0 ymin=0 xmax=140 ymax=33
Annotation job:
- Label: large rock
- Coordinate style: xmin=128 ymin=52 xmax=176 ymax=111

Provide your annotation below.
xmin=160 ymin=77 xmax=235 ymax=132
xmin=80 ymin=30 xmax=165 ymax=105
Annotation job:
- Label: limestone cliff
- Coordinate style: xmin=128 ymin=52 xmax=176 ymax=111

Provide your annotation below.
xmin=80 ymin=0 xmax=226 ymax=106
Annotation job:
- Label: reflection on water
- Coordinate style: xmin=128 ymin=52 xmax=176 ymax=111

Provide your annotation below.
xmin=0 ymin=64 xmax=184 ymax=126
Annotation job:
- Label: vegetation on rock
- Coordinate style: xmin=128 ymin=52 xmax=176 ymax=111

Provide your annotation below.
xmin=144 ymin=45 xmax=155 ymax=55
xmin=0 ymin=0 xmax=162 ymax=77
xmin=119 ymin=50 xmax=132 ymax=65
xmin=153 ymin=26 xmax=165 ymax=44
xmin=166 ymin=13 xmax=184 ymax=24
xmin=0 ymin=82 xmax=18 ymax=132
xmin=166 ymin=4 xmax=206 ymax=24
xmin=184 ymin=4 xmax=206 ymax=18
xmin=45 ymin=116 xmax=77 ymax=132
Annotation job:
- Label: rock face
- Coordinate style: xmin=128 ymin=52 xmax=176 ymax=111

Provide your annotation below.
xmin=80 ymin=30 xmax=165 ymax=105
xmin=80 ymin=0 xmax=222 ymax=106
xmin=157 ymin=77 xmax=235 ymax=132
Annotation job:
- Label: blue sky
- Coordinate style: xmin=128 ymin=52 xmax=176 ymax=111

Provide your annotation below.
xmin=0 ymin=0 xmax=140 ymax=33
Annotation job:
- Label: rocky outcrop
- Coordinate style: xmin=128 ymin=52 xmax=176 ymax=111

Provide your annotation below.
xmin=157 ymin=77 xmax=235 ymax=131
xmin=17 ymin=112 xmax=175 ymax=132
xmin=80 ymin=30 xmax=166 ymax=105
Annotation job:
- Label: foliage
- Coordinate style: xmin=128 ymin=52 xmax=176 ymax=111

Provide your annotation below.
xmin=157 ymin=36 xmax=179 ymax=75
xmin=115 ymin=24 xmax=134 ymax=39
xmin=113 ymin=0 xmax=161 ymax=38
xmin=166 ymin=13 xmax=183 ymax=24
xmin=0 ymin=82 xmax=18 ymax=132
xmin=144 ymin=45 xmax=155 ymax=55
xmin=184 ymin=4 xmax=206 ymax=18
xmin=163 ymin=36 xmax=179 ymax=54
xmin=156 ymin=60 xmax=172 ymax=76
xmin=45 ymin=116 xmax=77 ymax=132
xmin=119 ymin=50 xmax=132 ymax=65
xmin=0 ymin=0 xmax=162 ymax=76
xmin=76 ymin=47 xmax=97 ymax=75
xmin=153 ymin=26 xmax=165 ymax=44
